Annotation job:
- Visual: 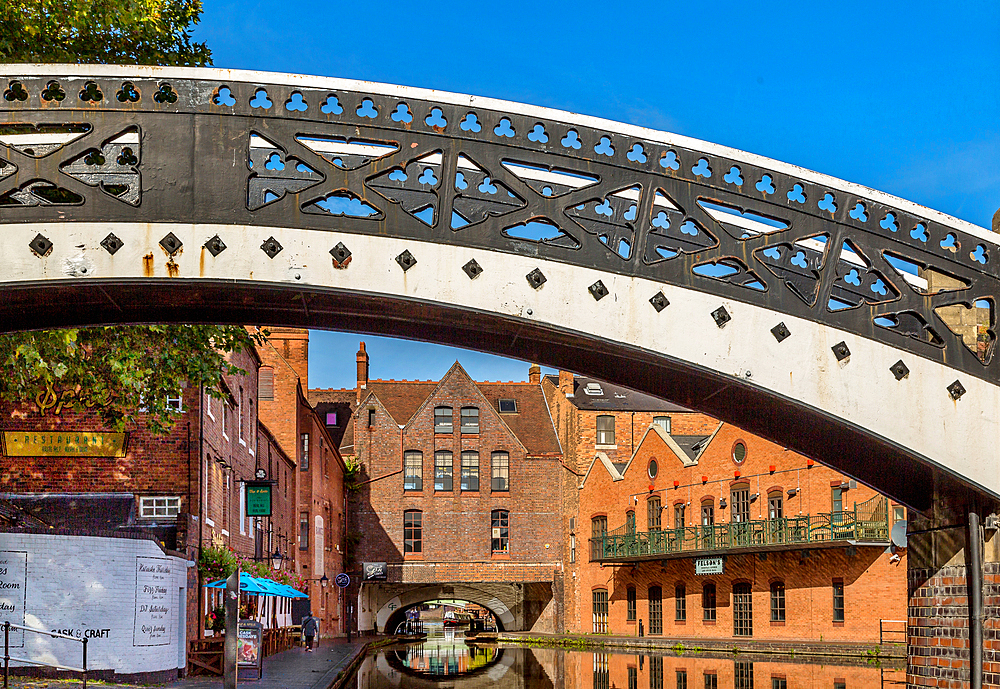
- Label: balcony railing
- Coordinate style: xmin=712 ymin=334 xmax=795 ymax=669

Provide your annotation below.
xmin=590 ymin=496 xmax=889 ymax=562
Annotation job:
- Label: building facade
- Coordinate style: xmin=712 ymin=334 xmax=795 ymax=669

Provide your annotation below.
xmin=256 ymin=328 xmax=349 ymax=637
xmin=310 ymin=347 xmax=567 ymax=633
xmin=543 ymin=372 xmax=907 ymax=643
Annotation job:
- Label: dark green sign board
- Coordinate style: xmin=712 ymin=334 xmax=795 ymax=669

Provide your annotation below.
xmin=246 ymin=483 xmax=272 ymax=517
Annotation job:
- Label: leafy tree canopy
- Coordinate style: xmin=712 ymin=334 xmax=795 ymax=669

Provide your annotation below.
xmin=0 ymin=0 xmax=211 ymax=66
xmin=0 ymin=326 xmax=266 ymax=435
xmin=0 ymin=2 xmax=255 ymax=435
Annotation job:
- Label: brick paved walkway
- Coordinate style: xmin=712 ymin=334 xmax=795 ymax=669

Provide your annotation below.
xmin=3 ymin=638 xmax=367 ymax=689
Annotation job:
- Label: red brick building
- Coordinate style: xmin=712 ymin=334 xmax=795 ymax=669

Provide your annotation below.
xmin=0 ymin=345 xmax=303 ymax=644
xmin=256 ymin=328 xmax=349 ymax=637
xmin=543 ymin=372 xmax=907 ymax=643
xmin=309 ymin=347 xmax=567 ymax=633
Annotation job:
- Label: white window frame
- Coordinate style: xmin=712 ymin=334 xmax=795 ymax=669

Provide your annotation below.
xmin=139 ymin=496 xmax=181 ymax=519
xmin=239 ymin=484 xmax=246 ymax=535
xmin=166 ymin=394 xmax=183 ymax=412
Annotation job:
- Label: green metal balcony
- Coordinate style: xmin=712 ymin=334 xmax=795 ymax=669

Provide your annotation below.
xmin=589 ymin=496 xmax=890 ymax=563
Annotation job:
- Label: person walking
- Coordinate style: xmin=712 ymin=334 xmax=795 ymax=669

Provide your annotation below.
xmin=302 ymin=613 xmax=319 ymax=652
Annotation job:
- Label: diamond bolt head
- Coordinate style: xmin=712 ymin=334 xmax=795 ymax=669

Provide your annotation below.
xmin=711 ymin=306 xmax=731 ymax=328
xmin=526 ymin=268 xmax=546 ymax=290
xmin=159 ymin=232 xmax=182 ymax=256
xmin=330 ymin=242 xmax=351 ymax=266
xmin=832 ymin=341 xmax=851 ymax=362
xmin=29 ymin=233 xmax=53 ymax=257
xmin=204 ymin=235 xmax=226 ymax=257
xmin=650 ymin=292 xmax=669 ymax=312
xmin=947 ymin=380 xmax=966 ymax=401
xmin=260 ymin=237 xmax=283 ymax=258
xmin=462 ymin=259 xmax=483 ymax=279
xmin=101 ymin=233 xmax=123 ymax=255
xmin=395 ymin=250 xmax=416 ymax=271
xmin=771 ymin=322 xmax=791 ymax=343
xmin=890 ymin=360 xmax=909 ymax=381
xmin=589 ymin=280 xmax=609 ymax=301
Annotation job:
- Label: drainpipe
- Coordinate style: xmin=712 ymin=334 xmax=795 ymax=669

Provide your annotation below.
xmin=967 ymin=510 xmax=983 ymax=689
xmin=198 ymin=384 xmax=206 ymax=639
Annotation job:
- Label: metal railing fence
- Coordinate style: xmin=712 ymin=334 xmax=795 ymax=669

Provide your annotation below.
xmin=3 ymin=620 xmax=88 ymax=689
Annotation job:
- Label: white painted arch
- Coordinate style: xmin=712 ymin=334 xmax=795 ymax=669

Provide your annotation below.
xmin=1 ymin=219 xmax=996 ymax=508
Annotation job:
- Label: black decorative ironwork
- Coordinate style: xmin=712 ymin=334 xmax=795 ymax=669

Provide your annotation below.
xmin=0 ymin=69 xmax=995 ymax=385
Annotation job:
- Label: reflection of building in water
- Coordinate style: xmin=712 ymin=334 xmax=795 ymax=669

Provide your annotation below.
xmin=565 ymin=650 xmax=906 ymax=689
xmin=353 ymin=643 xmax=906 ymax=689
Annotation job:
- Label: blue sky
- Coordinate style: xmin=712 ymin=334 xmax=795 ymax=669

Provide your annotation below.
xmin=195 ymin=1 xmax=999 ymax=389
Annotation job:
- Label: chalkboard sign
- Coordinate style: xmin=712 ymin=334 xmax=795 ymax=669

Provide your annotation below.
xmin=237 ymin=620 xmax=264 ymax=680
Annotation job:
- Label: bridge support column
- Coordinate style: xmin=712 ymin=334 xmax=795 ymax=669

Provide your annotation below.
xmin=907 ymin=488 xmax=999 ymax=688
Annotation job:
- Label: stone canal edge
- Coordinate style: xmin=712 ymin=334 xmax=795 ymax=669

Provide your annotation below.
xmin=495 ymin=631 xmax=906 ymax=663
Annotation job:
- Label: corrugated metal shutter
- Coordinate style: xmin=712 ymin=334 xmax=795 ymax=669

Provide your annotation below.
xmin=259 ymin=366 xmax=274 ymax=400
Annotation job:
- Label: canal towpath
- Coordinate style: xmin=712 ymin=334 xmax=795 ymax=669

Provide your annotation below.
xmin=2 ymin=638 xmax=369 ymax=689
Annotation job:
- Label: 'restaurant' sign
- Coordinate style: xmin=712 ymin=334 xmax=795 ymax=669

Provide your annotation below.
xmin=2 ymin=431 xmax=128 ymax=458
xmin=695 ymin=557 xmax=724 ymax=575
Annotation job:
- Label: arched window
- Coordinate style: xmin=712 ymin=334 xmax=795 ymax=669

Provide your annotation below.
xmin=590 ymin=516 xmax=607 ymax=562
xmin=702 ymin=583 xmax=717 ymax=621
xmin=675 ymin=584 xmax=686 ymax=621
xmin=768 ymin=491 xmax=784 ymax=520
xmin=733 ymin=582 xmax=753 ymax=636
xmin=626 ymin=510 xmax=636 ymax=534
xmin=460 ymin=451 xmax=479 ymax=491
xmin=647 ymin=496 xmax=662 ymax=531
xmin=491 ymin=451 xmax=509 ymax=491
xmin=770 ymin=581 xmax=785 ymax=622
xmin=461 ymin=406 xmax=480 ymax=433
xmin=701 ymin=499 xmax=715 ymax=526
xmin=626 ymin=586 xmax=637 ymax=621
xmin=434 ymin=451 xmax=453 ymax=491
xmin=648 ymin=586 xmax=663 ymax=634
xmin=592 ymin=589 xmax=608 ymax=633
xmin=403 ymin=510 xmax=422 ymax=553
xmin=491 ymin=509 xmax=509 ymax=553
xmin=731 ymin=483 xmax=751 ymax=523
xmin=596 ymin=415 xmax=615 ymax=445
xmin=434 ymin=406 xmax=453 ymax=434
xmin=403 ymin=451 xmax=422 ymax=491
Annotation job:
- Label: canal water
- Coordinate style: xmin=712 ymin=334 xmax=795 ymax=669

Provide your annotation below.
xmin=349 ymin=626 xmax=906 ymax=689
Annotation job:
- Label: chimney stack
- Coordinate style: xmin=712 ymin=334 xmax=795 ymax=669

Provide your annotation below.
xmin=528 ymin=364 xmax=541 ymax=385
xmin=356 ymin=342 xmax=369 ymax=404
xmin=559 ymin=370 xmax=574 ymax=397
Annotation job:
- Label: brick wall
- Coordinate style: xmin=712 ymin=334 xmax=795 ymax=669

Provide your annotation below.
xmin=351 ymin=365 xmax=562 ymax=570
xmin=0 ymin=532 xmax=188 ymax=681
xmin=565 ymin=395 xmax=907 ymax=641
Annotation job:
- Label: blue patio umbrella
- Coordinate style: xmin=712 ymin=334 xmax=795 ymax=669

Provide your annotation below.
xmin=204 ymin=572 xmax=271 ymax=594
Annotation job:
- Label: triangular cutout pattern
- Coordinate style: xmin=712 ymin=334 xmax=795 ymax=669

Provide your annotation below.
xmin=503 ymin=216 xmax=580 ymax=249
xmin=829 ymin=239 xmax=900 ymax=310
xmin=449 ymin=153 xmax=526 ymax=229
xmin=697 ymin=198 xmax=790 ymax=241
xmin=367 ymin=150 xmax=444 ymax=228
xmin=692 ymin=257 xmax=768 ymax=293
xmin=565 ymin=185 xmax=641 ymax=261
xmin=247 ymin=133 xmax=323 ymax=210
xmin=883 ymin=250 xmax=971 ymax=296
xmin=934 ymin=298 xmax=996 ymax=364
xmin=874 ymin=310 xmax=945 ymax=347
xmin=295 ymin=134 xmax=399 ymax=170
xmin=0 ymin=179 xmax=84 ymax=207
xmin=302 ymin=189 xmax=382 ymax=219
xmin=61 ymin=126 xmax=143 ymax=206
xmin=0 ymin=122 xmax=92 ymax=158
xmin=0 ymin=157 xmax=16 ymax=184
xmin=643 ymin=189 xmax=717 ymax=264
xmin=754 ymin=233 xmax=829 ymax=306
xmin=499 ymin=159 xmax=600 ymax=197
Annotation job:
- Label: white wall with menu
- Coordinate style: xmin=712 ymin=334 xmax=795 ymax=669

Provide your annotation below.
xmin=0 ymin=532 xmax=187 ymax=678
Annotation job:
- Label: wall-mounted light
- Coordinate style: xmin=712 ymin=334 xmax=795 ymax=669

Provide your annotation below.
xmin=750 ymin=493 xmax=759 ymax=502
xmin=320 ymin=574 xmax=329 ymax=588
xmin=787 ymin=488 xmax=798 ymax=498
xmin=719 ymin=498 xmax=727 ymax=509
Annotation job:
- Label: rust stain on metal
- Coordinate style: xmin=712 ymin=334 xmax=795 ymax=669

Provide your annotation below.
xmin=333 ymin=256 xmax=351 ymax=270
xmin=166 ymin=258 xmax=179 ymax=278
xmin=142 ymin=253 xmax=154 ymax=277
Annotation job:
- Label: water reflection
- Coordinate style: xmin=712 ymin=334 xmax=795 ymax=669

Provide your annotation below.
xmin=352 ymin=628 xmax=904 ymax=689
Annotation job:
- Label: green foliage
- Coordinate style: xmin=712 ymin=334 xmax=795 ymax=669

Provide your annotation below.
xmin=0 ymin=325 xmax=265 ymax=435
xmin=198 ymin=543 xmax=238 ymax=581
xmin=0 ymin=0 xmax=211 ymax=66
